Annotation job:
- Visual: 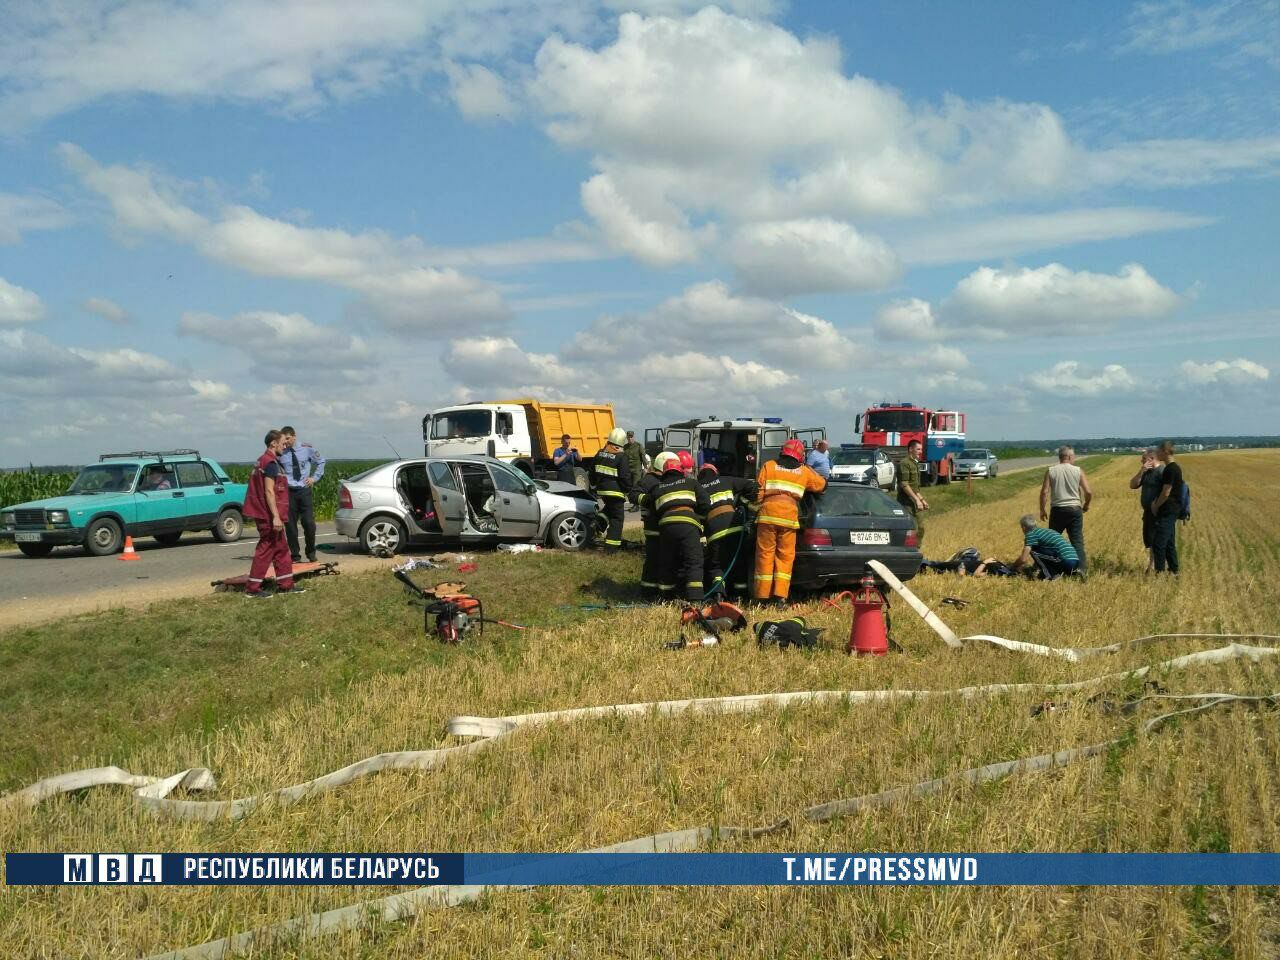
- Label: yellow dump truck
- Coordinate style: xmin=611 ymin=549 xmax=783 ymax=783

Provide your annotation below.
xmin=423 ymin=399 xmax=616 ymax=481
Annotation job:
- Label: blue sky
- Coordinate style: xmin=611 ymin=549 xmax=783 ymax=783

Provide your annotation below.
xmin=1 ymin=0 xmax=1277 ymax=464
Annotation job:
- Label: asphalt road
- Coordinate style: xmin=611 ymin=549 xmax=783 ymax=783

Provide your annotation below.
xmin=2 ymin=463 xmax=1058 ymax=627
xmin=0 ymin=521 xmax=376 ymax=628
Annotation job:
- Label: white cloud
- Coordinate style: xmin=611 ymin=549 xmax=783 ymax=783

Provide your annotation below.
xmin=896 ymin=207 xmax=1214 ymax=266
xmin=944 ymin=262 xmax=1181 ymax=337
xmin=874 ymin=298 xmax=939 ymax=341
xmin=0 ymin=277 xmax=45 ymax=325
xmin=727 ymin=218 xmax=901 ymax=297
xmin=82 ymin=296 xmax=131 ymax=325
xmin=1122 ymin=0 xmax=1279 ymax=66
xmin=530 ymin=6 xmax=1280 ymax=265
xmin=178 ymin=310 xmax=374 ymax=375
xmin=580 ymin=172 xmax=705 ymax=266
xmin=566 ymin=280 xmax=862 ymax=370
xmin=64 ymin=144 xmax=511 ymax=334
xmin=1180 ymin=357 xmax=1270 ymax=385
xmin=0 ymin=329 xmax=193 ymax=395
xmin=445 ymin=62 xmax=517 ymax=121
xmin=1027 ymin=361 xmax=1136 ymax=396
xmin=0 ymin=192 xmax=72 ymax=244
xmin=444 ymin=335 xmax=573 ymax=388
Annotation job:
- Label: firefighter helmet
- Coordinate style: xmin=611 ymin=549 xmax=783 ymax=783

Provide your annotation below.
xmin=607 ymin=427 xmax=627 ymax=446
xmin=781 ymin=438 xmax=806 ymax=461
xmin=677 ymin=450 xmax=695 ymax=473
xmin=697 ymin=462 xmax=719 ymax=477
xmin=654 ymin=452 xmax=680 ymax=474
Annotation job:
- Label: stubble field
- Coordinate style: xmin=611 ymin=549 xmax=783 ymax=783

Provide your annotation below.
xmin=2 ymin=450 xmax=1278 ymax=959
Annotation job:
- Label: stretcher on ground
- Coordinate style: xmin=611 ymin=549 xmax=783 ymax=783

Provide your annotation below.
xmin=211 ymin=561 xmax=340 ymax=592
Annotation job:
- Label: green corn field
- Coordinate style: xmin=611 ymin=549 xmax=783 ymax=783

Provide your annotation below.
xmin=0 ymin=460 xmax=388 ymax=522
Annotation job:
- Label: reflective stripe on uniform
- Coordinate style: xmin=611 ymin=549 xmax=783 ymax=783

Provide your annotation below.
xmin=709 ymin=490 xmax=735 ymax=504
xmin=757 ymin=515 xmax=800 ymax=529
xmin=598 ymin=490 xmax=627 ymax=499
xmin=707 ymin=525 xmax=742 ymax=543
xmin=774 ymin=571 xmax=791 ymax=580
xmin=603 ymin=539 xmax=622 ymax=546
xmin=658 ymin=514 xmax=703 ymax=528
xmin=764 ymin=479 xmax=806 ymax=495
xmin=645 ymin=530 xmax=659 ymax=538
xmin=595 ymin=465 xmax=618 ymax=476
xmin=656 ymin=490 xmax=697 ymax=508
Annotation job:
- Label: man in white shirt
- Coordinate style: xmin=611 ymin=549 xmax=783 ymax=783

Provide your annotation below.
xmin=1040 ymin=445 xmax=1093 ymax=573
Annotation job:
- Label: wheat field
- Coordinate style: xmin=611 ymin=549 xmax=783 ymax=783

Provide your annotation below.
xmin=2 ymin=450 xmax=1279 ymax=959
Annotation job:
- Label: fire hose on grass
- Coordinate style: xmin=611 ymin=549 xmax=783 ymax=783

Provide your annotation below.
xmin=4 ymin=572 xmax=1279 ymax=959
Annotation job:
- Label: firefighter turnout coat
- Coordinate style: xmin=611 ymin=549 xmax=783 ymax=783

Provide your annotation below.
xmin=753 ymin=457 xmax=826 ymax=599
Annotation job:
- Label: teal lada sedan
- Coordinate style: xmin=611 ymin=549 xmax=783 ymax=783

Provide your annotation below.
xmin=0 ymin=450 xmax=247 ymax=557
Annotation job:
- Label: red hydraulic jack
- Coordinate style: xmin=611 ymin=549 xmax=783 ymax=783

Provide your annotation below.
xmin=832 ymin=573 xmax=891 ymax=656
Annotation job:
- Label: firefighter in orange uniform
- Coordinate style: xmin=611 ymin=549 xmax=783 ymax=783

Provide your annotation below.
xmin=753 ymin=438 xmax=826 ymax=604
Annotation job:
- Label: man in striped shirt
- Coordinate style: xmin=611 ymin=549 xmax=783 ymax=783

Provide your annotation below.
xmin=1011 ymin=514 xmax=1080 ymax=579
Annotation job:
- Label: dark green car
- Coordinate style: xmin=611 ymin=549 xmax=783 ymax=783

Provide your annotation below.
xmin=0 ymin=450 xmax=248 ymax=557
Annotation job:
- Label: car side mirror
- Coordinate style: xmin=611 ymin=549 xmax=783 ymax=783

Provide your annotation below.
xmin=525 ymin=482 xmax=537 ymax=496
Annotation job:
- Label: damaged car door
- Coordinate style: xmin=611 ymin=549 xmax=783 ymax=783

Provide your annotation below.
xmin=426 ymin=460 xmax=467 ymax=536
xmin=488 ymin=461 xmax=540 ymax=540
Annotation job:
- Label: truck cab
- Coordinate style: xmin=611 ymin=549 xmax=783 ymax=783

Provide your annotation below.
xmin=644 ymin=418 xmax=826 ymax=478
xmin=424 ymin=403 xmax=530 ymax=464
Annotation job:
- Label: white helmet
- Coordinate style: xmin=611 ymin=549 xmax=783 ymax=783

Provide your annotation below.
xmin=608 ymin=427 xmax=627 ymax=446
xmin=653 ymin=451 xmax=679 ymax=473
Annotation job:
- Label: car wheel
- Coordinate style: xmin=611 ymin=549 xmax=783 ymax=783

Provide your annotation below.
xmin=213 ymin=508 xmax=243 ymax=542
xmin=572 ymin=466 xmax=590 ymax=491
xmin=154 ymin=531 xmax=183 ymax=546
xmin=868 ymin=475 xmax=880 ymax=490
xmin=84 ymin=517 xmax=123 ymax=556
xmin=359 ymin=515 xmax=406 ymax=556
xmin=17 ymin=542 xmax=54 ymax=558
xmin=990 ymin=467 xmax=998 ymax=478
xmin=548 ymin=513 xmax=589 ymax=550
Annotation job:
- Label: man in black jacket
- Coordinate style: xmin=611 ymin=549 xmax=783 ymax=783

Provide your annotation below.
xmin=592 ymin=427 xmax=632 ymax=550
xmin=650 ymin=452 xmax=710 ymax=601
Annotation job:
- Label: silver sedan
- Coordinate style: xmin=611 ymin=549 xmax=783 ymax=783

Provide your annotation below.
xmin=335 ymin=456 xmax=601 ymax=555
xmin=954 ymin=448 xmax=999 ymax=478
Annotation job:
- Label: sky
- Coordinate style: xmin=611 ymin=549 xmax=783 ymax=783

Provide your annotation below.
xmin=1 ymin=0 xmax=1277 ymax=465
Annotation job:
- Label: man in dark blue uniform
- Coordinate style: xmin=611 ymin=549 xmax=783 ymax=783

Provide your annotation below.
xmin=279 ymin=426 xmax=326 ymax=563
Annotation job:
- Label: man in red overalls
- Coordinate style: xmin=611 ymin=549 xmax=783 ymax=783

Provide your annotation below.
xmin=242 ymin=429 xmax=302 ymax=597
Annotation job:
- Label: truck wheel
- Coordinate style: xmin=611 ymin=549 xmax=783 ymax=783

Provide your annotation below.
xmin=572 ymin=466 xmax=590 ymax=491
xmin=213 ymin=508 xmax=243 ymax=542
xmin=17 ymin=542 xmax=54 ymax=558
xmin=85 ymin=517 xmax=123 ymax=556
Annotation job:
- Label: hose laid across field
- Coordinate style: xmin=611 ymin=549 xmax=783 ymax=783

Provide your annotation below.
xmin=133 ymin=677 xmax=1279 ymax=960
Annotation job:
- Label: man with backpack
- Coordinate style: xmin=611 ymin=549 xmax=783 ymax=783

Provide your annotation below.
xmin=1148 ymin=440 xmax=1185 ymax=575
xmin=1129 ymin=447 xmax=1164 ymax=572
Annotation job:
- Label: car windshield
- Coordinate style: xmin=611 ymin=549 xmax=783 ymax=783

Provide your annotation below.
xmin=865 ymin=410 xmax=925 ymax=433
xmin=68 ymin=464 xmax=138 ymax=494
xmin=812 ymin=484 xmax=903 ymax=518
xmin=431 ymin=410 xmax=491 ymax=439
xmin=831 ymin=450 xmax=873 ymax=465
xmin=961 ymin=449 xmax=989 ymax=458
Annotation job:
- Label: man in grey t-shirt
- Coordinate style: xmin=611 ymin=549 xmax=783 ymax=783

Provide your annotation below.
xmin=1040 ymin=445 xmax=1093 ymax=573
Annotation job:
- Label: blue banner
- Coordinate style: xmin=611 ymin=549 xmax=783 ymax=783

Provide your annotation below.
xmin=7 ymin=853 xmax=1280 ymax=886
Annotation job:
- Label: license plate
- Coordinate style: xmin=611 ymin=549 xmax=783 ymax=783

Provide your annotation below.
xmin=14 ymin=532 xmax=42 ymax=542
xmin=850 ymin=531 xmax=890 ymax=545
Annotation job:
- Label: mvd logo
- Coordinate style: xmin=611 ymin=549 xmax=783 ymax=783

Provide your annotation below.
xmin=63 ymin=854 xmax=163 ymax=884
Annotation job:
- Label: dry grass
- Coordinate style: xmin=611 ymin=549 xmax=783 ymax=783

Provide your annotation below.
xmin=3 ymin=451 xmax=1279 ymax=959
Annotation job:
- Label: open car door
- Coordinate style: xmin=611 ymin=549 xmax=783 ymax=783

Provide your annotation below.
xmin=663 ymin=427 xmax=693 ymax=458
xmin=488 ymin=461 xmax=540 ymax=540
xmin=643 ymin=427 xmax=665 ymax=459
xmin=426 ymin=460 xmax=466 ymax=536
xmin=792 ymin=427 xmax=827 ymax=448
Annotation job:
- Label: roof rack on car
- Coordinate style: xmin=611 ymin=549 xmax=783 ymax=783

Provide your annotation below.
xmin=99 ymin=449 xmax=201 ymax=462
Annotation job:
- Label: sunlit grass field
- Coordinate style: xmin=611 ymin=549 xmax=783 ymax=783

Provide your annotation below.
xmin=2 ymin=450 xmax=1278 ymax=958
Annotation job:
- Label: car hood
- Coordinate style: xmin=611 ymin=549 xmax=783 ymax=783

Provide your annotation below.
xmin=536 ymin=487 xmax=597 ymax=512
xmin=2 ymin=492 xmax=136 ymax=512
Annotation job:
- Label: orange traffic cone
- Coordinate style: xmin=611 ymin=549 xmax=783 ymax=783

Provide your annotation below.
xmin=119 ymin=535 xmax=140 ymax=561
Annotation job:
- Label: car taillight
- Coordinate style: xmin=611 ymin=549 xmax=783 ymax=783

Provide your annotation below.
xmin=904 ymin=529 xmax=919 ymax=548
xmin=339 ymin=485 xmax=353 ymax=509
xmin=801 ymin=528 xmax=832 ymax=547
